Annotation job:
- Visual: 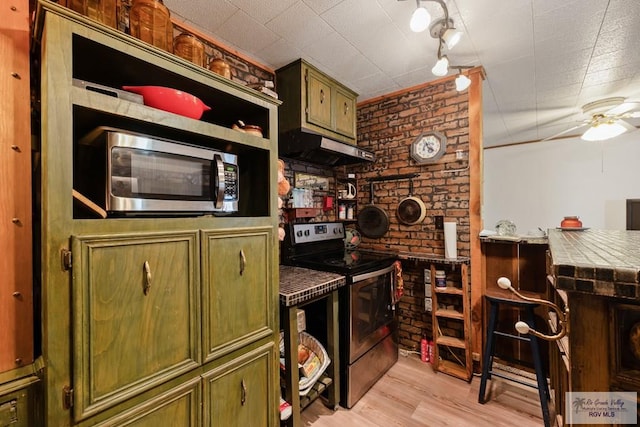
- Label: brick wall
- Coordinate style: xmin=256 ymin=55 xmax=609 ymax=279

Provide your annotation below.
xmin=278 ymin=76 xmax=471 ymax=353
xmin=352 ymin=77 xmax=471 ymax=352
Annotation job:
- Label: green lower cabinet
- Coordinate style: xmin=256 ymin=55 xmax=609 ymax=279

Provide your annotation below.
xmin=71 ymin=231 xmax=201 ymax=421
xmin=201 ymin=228 xmax=274 ymax=361
xmin=202 ymin=343 xmax=277 ymax=426
xmin=92 ymin=377 xmax=201 ymax=426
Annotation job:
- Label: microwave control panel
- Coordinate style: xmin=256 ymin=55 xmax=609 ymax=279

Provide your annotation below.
xmin=223 ymin=163 xmax=238 ymax=200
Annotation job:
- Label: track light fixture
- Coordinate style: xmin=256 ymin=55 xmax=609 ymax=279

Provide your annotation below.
xmin=409 ymin=0 xmax=431 ymax=32
xmin=400 ymin=0 xmax=475 ymax=89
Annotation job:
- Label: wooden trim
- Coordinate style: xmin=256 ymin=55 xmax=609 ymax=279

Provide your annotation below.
xmin=357 ymin=65 xmax=485 ymax=106
xmin=468 ymin=66 xmax=485 ymax=370
xmin=0 ymin=0 xmax=34 ymax=372
xmin=170 ymin=17 xmax=275 ymax=74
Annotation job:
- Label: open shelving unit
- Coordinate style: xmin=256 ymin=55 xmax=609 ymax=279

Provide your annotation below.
xmin=431 ymin=262 xmax=472 ymax=381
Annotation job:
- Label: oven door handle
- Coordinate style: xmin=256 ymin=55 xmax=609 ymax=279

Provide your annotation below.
xmin=351 ymin=264 xmax=395 ymax=283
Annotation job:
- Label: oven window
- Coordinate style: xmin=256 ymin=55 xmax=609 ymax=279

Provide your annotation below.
xmin=349 ymin=269 xmax=395 ymax=362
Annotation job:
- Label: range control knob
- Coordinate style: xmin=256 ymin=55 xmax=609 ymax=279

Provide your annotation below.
xmin=296 ymin=230 xmax=303 ymax=237
xmin=304 ymin=230 xmax=310 ymax=236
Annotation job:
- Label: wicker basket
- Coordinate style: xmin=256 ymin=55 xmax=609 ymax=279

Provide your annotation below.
xmin=279 ymin=331 xmax=331 ymax=395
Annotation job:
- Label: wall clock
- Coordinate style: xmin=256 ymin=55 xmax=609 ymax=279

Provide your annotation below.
xmin=410 ymin=131 xmax=447 ymax=164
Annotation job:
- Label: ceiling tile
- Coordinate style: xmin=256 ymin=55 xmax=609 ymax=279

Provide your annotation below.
xmin=229 ymin=0 xmax=298 ymax=24
xmin=266 ymin=2 xmax=334 ymax=49
xmin=216 ymin=10 xmax=280 ymax=54
xmin=164 ymin=0 xmax=238 ymax=32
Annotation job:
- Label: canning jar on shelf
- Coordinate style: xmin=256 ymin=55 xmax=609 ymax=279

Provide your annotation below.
xmin=173 ymin=33 xmax=205 ymax=66
xmin=69 ymin=0 xmax=117 ymax=28
xmin=129 ymin=0 xmax=173 ymax=52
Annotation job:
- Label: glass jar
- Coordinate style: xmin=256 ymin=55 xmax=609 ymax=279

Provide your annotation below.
xmin=173 ymin=33 xmax=205 ymax=66
xmin=69 ymin=0 xmax=117 ymax=28
xmin=129 ymin=0 xmax=173 ymax=53
xmin=208 ymin=58 xmax=231 ymax=79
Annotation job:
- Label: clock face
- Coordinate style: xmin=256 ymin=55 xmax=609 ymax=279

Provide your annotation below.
xmin=411 ymin=131 xmax=446 ymax=163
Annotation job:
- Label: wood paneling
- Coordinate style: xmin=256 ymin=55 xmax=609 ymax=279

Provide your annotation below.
xmin=0 ymin=0 xmax=33 ymax=373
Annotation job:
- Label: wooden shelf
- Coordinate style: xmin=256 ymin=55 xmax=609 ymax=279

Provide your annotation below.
xmin=431 ymin=263 xmax=472 ymax=381
xmin=435 ymin=358 xmax=470 ymax=380
xmin=435 ymin=309 xmax=464 ymax=320
xmin=434 ymin=286 xmax=463 ymax=295
xmin=436 ymin=335 xmax=466 ymax=349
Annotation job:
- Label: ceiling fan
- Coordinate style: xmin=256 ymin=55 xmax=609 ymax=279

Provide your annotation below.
xmin=543 ymin=97 xmax=640 ymax=142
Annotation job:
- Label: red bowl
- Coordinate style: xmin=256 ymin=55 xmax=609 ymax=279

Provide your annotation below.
xmin=122 ymin=85 xmax=211 ymax=119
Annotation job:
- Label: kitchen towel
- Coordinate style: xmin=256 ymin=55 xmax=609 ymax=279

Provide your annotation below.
xmin=444 ymin=221 xmax=457 ymax=259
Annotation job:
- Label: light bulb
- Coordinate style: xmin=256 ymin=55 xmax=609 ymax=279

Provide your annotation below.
xmin=442 ymin=28 xmax=463 ymax=49
xmin=581 ymin=120 xmax=629 ymax=141
xmin=431 ymin=56 xmax=449 ymax=76
xmin=410 ymin=7 xmax=431 ymax=32
xmin=455 ymin=74 xmax=471 ymax=91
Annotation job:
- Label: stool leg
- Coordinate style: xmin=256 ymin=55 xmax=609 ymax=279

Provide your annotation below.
xmin=478 ymin=301 xmax=499 ymax=404
xmin=525 ymin=307 xmax=551 ymax=427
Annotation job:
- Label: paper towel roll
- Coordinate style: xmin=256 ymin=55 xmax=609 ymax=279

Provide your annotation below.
xmin=444 ymin=221 xmax=457 ymax=259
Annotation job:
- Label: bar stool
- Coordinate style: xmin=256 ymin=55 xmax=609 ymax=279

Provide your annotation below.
xmin=478 ymin=292 xmax=551 ymax=427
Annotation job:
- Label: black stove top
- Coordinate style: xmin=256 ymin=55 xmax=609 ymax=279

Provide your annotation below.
xmin=281 ymin=222 xmax=396 ymax=275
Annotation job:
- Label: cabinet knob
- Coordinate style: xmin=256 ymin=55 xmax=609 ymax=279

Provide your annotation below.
xmin=319 ymin=88 xmax=325 ymax=103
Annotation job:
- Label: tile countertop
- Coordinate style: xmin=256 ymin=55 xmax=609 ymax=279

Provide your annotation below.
xmin=279 ymin=265 xmax=346 ymax=307
xmin=548 ymin=229 xmax=640 ymax=300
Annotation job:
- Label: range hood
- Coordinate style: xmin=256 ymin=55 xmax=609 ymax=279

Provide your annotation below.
xmin=279 ymin=130 xmax=375 ymax=166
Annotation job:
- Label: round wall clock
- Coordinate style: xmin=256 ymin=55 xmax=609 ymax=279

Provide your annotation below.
xmin=410 ymin=131 xmax=447 ymax=164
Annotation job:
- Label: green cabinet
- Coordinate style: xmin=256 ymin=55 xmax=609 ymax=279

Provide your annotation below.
xmin=202 ymin=343 xmax=275 ymax=427
xmin=202 ymin=228 xmax=273 ymax=362
xmin=71 ymin=232 xmax=201 ymax=421
xmin=277 ymin=59 xmax=358 ymax=144
xmin=35 ymin=2 xmax=280 ymax=425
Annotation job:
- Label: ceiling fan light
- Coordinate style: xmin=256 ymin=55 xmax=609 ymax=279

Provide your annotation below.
xmin=455 ymin=73 xmax=471 ymax=91
xmin=442 ymin=27 xmax=463 ymax=49
xmin=410 ymin=7 xmax=431 ymax=32
xmin=581 ymin=120 xmax=629 ymax=141
xmin=432 ymin=56 xmax=449 ymax=76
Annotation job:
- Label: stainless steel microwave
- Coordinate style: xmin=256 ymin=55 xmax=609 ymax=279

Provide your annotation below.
xmin=79 ymin=127 xmax=239 ymax=215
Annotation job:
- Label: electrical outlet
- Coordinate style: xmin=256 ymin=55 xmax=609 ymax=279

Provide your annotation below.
xmin=435 ymin=215 xmax=444 ymax=230
xmin=425 ymin=297 xmax=432 ymax=312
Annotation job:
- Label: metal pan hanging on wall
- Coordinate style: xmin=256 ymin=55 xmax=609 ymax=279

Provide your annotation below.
xmin=357 ymin=182 xmax=390 ymax=238
xmin=397 ymin=179 xmax=426 ymax=225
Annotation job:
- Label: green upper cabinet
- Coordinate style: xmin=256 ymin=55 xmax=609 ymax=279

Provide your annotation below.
xmin=277 ymin=59 xmax=358 ymax=144
xmin=201 ymin=227 xmax=274 ymax=362
xmin=71 ymin=232 xmax=201 ymax=421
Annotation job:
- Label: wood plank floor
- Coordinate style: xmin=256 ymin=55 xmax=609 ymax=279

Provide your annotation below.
xmin=300 ymin=354 xmax=549 ymax=426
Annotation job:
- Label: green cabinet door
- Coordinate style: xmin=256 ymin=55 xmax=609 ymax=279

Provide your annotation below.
xmin=71 ymin=232 xmax=201 ymax=421
xmin=201 ymin=228 xmax=273 ymax=361
xmin=203 ymin=344 xmax=276 ymax=427
xmin=93 ymin=377 xmax=201 ymax=426
xmin=334 ymin=86 xmax=357 ymax=138
xmin=305 ymin=68 xmax=333 ymax=130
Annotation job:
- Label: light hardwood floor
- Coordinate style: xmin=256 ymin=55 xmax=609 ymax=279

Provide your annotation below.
xmin=300 ymin=354 xmax=549 ymax=426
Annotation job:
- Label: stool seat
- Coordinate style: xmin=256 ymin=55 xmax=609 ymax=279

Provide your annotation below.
xmin=479 ymin=293 xmax=551 ymax=427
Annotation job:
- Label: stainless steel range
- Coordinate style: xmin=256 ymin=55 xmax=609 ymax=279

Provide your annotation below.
xmin=281 ymin=222 xmax=399 ymax=408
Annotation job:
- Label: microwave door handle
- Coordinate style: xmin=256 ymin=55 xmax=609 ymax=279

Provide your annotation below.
xmin=212 ymin=154 xmax=225 ymax=209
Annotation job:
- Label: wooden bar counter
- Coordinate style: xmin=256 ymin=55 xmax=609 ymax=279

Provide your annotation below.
xmin=547 ymin=229 xmax=640 ymax=426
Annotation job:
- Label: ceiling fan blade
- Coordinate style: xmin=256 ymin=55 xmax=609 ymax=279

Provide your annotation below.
xmin=541 ymin=123 xmax=589 ymax=141
xmin=627 ymin=111 xmax=640 ymax=118
xmin=619 ymin=118 xmax=638 ymax=132
xmin=606 ymin=101 xmax=640 ymax=116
